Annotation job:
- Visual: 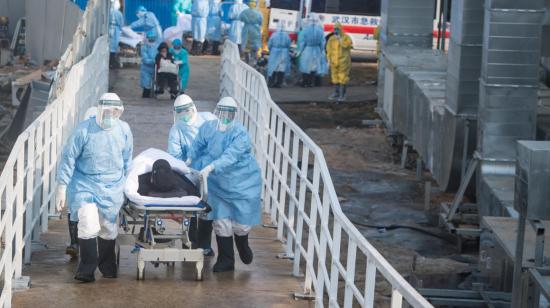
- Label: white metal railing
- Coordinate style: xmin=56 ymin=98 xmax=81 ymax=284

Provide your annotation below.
xmin=220 ymin=40 xmax=434 ymax=308
xmin=0 ymin=0 xmax=109 ymax=306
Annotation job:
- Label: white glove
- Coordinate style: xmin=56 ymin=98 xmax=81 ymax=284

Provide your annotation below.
xmin=199 ymin=165 xmax=214 ymax=180
xmin=185 ymin=158 xmax=192 ymax=166
xmin=174 ymin=60 xmax=183 ymax=65
xmin=55 ymin=184 xmax=67 ymax=213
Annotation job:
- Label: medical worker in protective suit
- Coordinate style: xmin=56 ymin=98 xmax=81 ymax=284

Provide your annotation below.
xmin=130 ymin=5 xmax=163 ymax=44
xmin=228 ymin=0 xmax=248 ymax=47
xmin=327 ymin=22 xmax=353 ymax=102
xmin=170 ymin=39 xmax=190 ymax=93
xmin=109 ymin=0 xmax=124 ymax=69
xmin=191 ymin=0 xmax=209 ymax=55
xmin=140 ymin=30 xmax=159 ymax=98
xmin=167 ymin=95 xmax=217 ymax=255
xmin=188 ymin=97 xmax=261 ymax=272
xmin=239 ymin=0 xmax=263 ymax=65
xmin=297 ymin=13 xmax=327 ymax=88
xmin=56 ymin=93 xmax=133 ymax=282
xmin=267 ymin=23 xmax=291 ymax=88
xmin=205 ymin=0 xmax=222 ymax=55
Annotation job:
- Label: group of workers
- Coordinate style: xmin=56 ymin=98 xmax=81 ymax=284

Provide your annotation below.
xmin=265 ymin=13 xmax=353 ymax=102
xmin=56 ymin=92 xmax=261 ymax=282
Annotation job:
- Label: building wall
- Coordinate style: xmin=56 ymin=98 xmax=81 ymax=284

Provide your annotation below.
xmin=25 ymin=0 xmax=82 ymax=64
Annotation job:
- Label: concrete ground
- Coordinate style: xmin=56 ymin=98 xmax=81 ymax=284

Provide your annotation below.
xmin=13 ymin=57 xmax=311 ymax=308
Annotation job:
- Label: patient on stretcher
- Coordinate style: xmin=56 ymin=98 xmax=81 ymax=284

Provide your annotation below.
xmin=137 ymin=159 xmax=200 ymax=198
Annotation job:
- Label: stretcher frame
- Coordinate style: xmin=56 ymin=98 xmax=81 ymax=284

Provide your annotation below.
xmin=119 ymin=170 xmax=209 ymax=281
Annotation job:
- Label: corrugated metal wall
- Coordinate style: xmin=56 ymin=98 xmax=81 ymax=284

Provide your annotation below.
xmin=124 ymin=0 xmax=177 ymax=32
xmin=25 ymin=0 xmax=82 ymax=64
xmin=0 ymin=0 xmax=25 ymax=37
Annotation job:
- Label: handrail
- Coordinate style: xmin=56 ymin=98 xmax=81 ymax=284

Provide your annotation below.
xmin=0 ymin=0 xmax=109 ymax=307
xmin=220 ymin=40 xmax=433 ymax=308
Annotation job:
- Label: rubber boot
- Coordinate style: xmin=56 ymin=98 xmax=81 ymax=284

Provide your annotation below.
xmin=301 ymin=73 xmax=309 ymax=87
xmin=188 ymin=216 xmax=198 ymax=249
xmin=338 ymin=84 xmax=347 ymax=102
xmin=234 ymin=234 xmax=253 ymax=264
xmin=66 ymin=216 xmax=79 ymax=258
xmin=109 ymin=52 xmax=116 ymax=69
xmin=142 ymin=88 xmax=151 ymax=98
xmin=328 ymin=84 xmax=340 ymax=100
xmin=196 ymin=42 xmax=204 ymax=56
xmin=191 ymin=40 xmax=198 ymax=55
xmin=211 ymin=41 xmax=221 ymax=55
xmin=201 ymin=40 xmax=210 ymax=54
xmin=213 ymin=236 xmax=234 ymax=272
xmin=75 ymin=238 xmax=97 ymax=282
xmin=198 ymin=219 xmax=214 ymax=257
xmin=276 ymin=72 xmax=284 ymax=88
xmin=98 ymin=238 xmax=117 ymax=278
xmin=314 ymin=75 xmax=322 ymax=87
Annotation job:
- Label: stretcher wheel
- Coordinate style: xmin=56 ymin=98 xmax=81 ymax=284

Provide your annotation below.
xmin=195 ymin=261 xmax=203 ymax=281
xmin=137 ymin=261 xmax=145 ymax=280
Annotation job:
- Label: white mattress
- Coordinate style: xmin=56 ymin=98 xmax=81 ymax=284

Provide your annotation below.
xmin=124 ymin=148 xmax=202 ymax=207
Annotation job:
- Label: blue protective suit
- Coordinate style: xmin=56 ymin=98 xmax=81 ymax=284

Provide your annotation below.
xmin=167 ymin=112 xmax=217 ymax=170
xmin=189 ymin=121 xmax=262 ymax=226
xmin=228 ymin=2 xmax=248 ymax=44
xmin=170 ymin=47 xmax=190 ymax=92
xmin=109 ymin=9 xmax=124 ymax=53
xmin=191 ymin=0 xmax=209 ymax=42
xmin=239 ymin=7 xmax=263 ymax=51
xmin=298 ymin=24 xmax=328 ymax=75
xmin=57 ymin=118 xmax=133 ymax=223
xmin=130 ymin=11 xmax=163 ymax=44
xmin=206 ymin=0 xmax=222 ymax=42
xmin=267 ymin=30 xmax=291 ymax=77
xmin=140 ymin=40 xmax=158 ymax=89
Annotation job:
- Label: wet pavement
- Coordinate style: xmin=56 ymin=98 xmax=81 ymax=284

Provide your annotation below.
xmin=13 ymin=58 xmax=311 ymax=308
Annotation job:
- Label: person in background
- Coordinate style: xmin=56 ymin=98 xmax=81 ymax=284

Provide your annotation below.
xmin=170 ymin=39 xmax=190 ymax=94
xmin=140 ymin=30 xmax=159 ymax=98
xmin=191 ymin=0 xmax=210 ymax=55
xmin=267 ymin=23 xmax=291 ymax=88
xmin=326 ymin=22 xmax=353 ymax=102
xmin=259 ymin=0 xmax=271 ymax=54
xmin=155 ymin=43 xmax=179 ymax=99
xmin=239 ymin=0 xmax=263 ymax=66
xmin=55 ymin=93 xmax=133 ymax=282
xmin=130 ymin=5 xmax=163 ymax=45
xmin=188 ymin=97 xmax=262 ymax=273
xmin=109 ymin=0 xmax=124 ymax=69
xmin=205 ymin=0 xmax=222 ymax=55
xmin=167 ymin=95 xmax=217 ymax=256
xmin=297 ymin=13 xmax=327 ymax=88
xmin=228 ymin=0 xmax=248 ymax=49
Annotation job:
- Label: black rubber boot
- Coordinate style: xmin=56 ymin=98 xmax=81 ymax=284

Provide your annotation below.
xmin=276 ymin=72 xmax=285 ymax=88
xmin=211 ymin=41 xmax=220 ymax=55
xmin=98 ymin=238 xmax=117 ymax=278
xmin=234 ymin=234 xmax=253 ymax=264
xmin=338 ymin=84 xmax=347 ymax=102
xmin=314 ymin=75 xmax=322 ymax=87
xmin=188 ymin=216 xmax=198 ymax=248
xmin=75 ymin=238 xmax=97 ymax=282
xmin=201 ymin=40 xmax=210 ymax=54
xmin=213 ymin=236 xmax=234 ymax=272
xmin=196 ymin=42 xmax=203 ymax=56
xmin=198 ymin=219 xmax=214 ymax=257
xmin=328 ymin=84 xmax=340 ymax=100
xmin=191 ymin=40 xmax=198 ymax=55
xmin=142 ymin=88 xmax=151 ymax=98
xmin=301 ymin=73 xmax=309 ymax=87
xmin=66 ymin=216 xmax=79 ymax=258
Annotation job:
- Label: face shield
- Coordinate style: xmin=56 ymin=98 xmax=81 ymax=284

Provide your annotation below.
xmin=97 ymin=100 xmax=123 ymax=130
xmin=174 ymin=103 xmax=197 ymax=124
xmin=214 ymin=105 xmax=237 ymax=132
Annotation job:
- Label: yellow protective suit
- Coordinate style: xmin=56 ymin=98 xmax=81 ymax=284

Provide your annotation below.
xmin=326 ymin=23 xmax=353 ymax=85
xmin=259 ymin=0 xmax=270 ymax=53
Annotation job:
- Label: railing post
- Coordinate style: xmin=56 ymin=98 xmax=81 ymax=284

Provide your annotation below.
xmin=24 ymin=131 xmax=35 ymax=265
xmin=293 ymin=146 xmax=309 ymax=277
xmin=315 ymin=186 xmax=331 ymax=303
xmin=284 ymin=136 xmax=299 ymax=259
xmin=5 ymin=171 xmax=14 ymax=306
xmin=302 ymin=160 xmax=321 ymax=296
xmin=15 ymin=150 xmax=25 ymax=278
xmin=344 ymin=241 xmax=358 ymax=307
xmin=276 ymin=125 xmax=291 ymax=242
xmin=364 ymin=257 xmax=377 ymax=308
xmin=391 ymin=288 xmax=404 ymax=308
xmin=329 ymin=221 xmax=342 ymax=305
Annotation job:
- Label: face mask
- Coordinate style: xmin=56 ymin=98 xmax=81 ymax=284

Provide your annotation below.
xmin=101 ymin=115 xmax=115 ymax=130
xmin=137 ymin=12 xmax=145 ymax=18
xmin=180 ymin=114 xmax=192 ymax=123
xmin=222 ymin=118 xmax=232 ymax=125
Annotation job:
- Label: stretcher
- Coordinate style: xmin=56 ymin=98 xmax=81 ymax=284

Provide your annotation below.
xmin=119 ymin=148 xmax=209 ymax=281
